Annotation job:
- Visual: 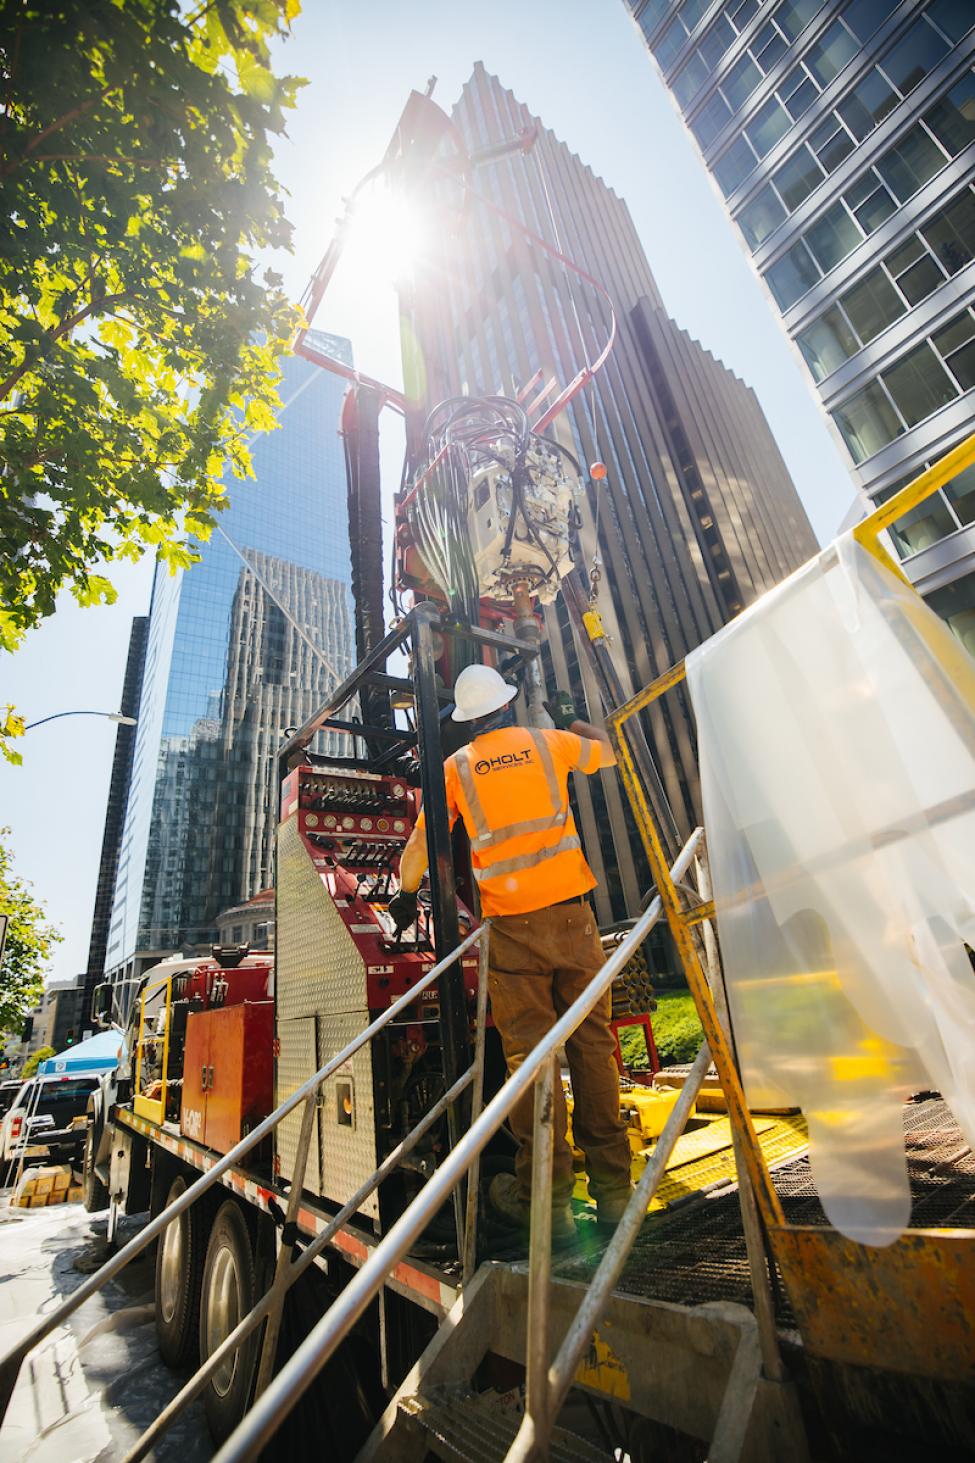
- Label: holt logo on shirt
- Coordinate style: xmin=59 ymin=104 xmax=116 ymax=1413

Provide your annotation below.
xmin=473 ymin=748 xmax=534 ymax=775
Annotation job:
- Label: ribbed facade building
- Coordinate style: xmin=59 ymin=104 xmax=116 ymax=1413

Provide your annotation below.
xmin=405 ymin=64 xmax=818 ymax=921
xmin=102 ymin=331 xmax=355 ymax=985
xmin=628 ymin=0 xmax=975 ymax=649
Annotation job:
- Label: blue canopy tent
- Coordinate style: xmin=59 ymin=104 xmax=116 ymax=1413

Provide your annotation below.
xmin=39 ymin=1030 xmax=123 ymax=1075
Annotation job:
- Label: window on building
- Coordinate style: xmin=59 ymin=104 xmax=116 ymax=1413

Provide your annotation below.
xmin=924 ymin=188 xmax=975 ymax=275
xmin=779 ymin=64 xmax=819 ymax=120
xmin=753 ymin=19 xmax=787 ymax=73
xmin=739 ymin=184 xmax=788 ymax=247
xmin=746 ymin=94 xmax=791 ymax=157
xmin=730 ymin=0 xmax=759 ymax=26
xmin=805 ymin=200 xmax=863 ymax=272
xmin=809 ymin=113 xmax=855 ymax=173
xmin=805 ymin=19 xmax=858 ymax=89
xmin=841 ymin=266 xmax=906 ymax=344
xmin=773 ymin=144 xmax=823 ymax=209
xmin=653 ymin=16 xmax=687 ymax=69
xmin=691 ymin=91 xmax=733 ymax=147
xmin=842 ymin=0 xmax=900 ymax=44
xmin=933 ymin=311 xmax=975 ymax=391
xmin=723 ymin=52 xmax=763 ymax=112
xmin=701 ymin=14 xmax=736 ymax=67
xmin=714 ymin=134 xmax=757 ymax=195
xmin=681 ymin=0 xmax=711 ymax=28
xmin=878 ymin=480 xmax=959 ymax=556
xmin=674 ymin=51 xmax=711 ymax=107
xmin=638 ymin=0 xmax=670 ymax=40
xmin=833 ymin=380 xmax=904 ymax=463
xmin=944 ymin=462 xmax=975 ymax=525
xmin=881 ymin=17 xmax=949 ymax=99
xmin=231 ymin=924 xmax=243 ymax=943
xmin=885 ymin=235 xmax=944 ymax=307
xmin=925 ymin=571 xmax=975 ymax=656
xmin=844 ymin=169 xmax=897 ymax=233
xmin=926 ymin=0 xmax=975 ymax=45
xmin=923 ymin=70 xmax=975 ymax=156
xmin=777 ymin=0 xmax=823 ymax=42
xmin=877 ymin=124 xmax=948 ymax=202
xmin=797 ymin=305 xmax=860 ymax=382
xmin=766 ymin=238 xmax=821 ymax=308
xmin=883 ymin=341 xmax=957 ymax=427
xmin=838 ymin=68 xmax=899 ymax=142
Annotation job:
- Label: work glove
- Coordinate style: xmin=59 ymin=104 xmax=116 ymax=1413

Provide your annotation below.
xmin=544 ymin=690 xmax=578 ymax=731
xmin=388 ymin=887 xmax=419 ymax=935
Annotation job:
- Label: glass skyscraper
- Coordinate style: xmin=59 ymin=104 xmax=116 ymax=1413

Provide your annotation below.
xmin=103 ymin=330 xmax=355 ymax=983
xmin=628 ymin=0 xmax=975 ymax=647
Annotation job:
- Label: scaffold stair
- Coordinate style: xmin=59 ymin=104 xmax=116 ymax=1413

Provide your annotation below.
xmin=396 ymin=1388 xmax=610 ymax=1462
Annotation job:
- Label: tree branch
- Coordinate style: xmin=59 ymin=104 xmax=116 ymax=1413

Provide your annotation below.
xmin=0 ymin=292 xmax=131 ymax=402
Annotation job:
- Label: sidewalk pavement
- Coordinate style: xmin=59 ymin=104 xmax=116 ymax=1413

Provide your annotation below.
xmin=0 ymin=1200 xmax=212 ymax=1463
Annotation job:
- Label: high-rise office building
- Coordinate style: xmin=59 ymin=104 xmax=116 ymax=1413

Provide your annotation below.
xmin=628 ymin=0 xmax=975 ymax=647
xmin=405 ymin=64 xmax=818 ymax=921
xmin=82 ymin=613 xmax=147 ymax=1024
xmin=103 ymin=331 xmax=355 ymax=985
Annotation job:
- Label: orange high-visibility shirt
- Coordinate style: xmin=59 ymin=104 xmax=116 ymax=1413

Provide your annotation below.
xmin=415 ymin=726 xmax=605 ymax=917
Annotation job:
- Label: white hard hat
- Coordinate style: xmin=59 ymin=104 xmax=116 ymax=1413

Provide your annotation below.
xmin=451 ymin=664 xmax=517 ymax=722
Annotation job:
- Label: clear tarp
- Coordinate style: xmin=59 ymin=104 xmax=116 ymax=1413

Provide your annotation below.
xmin=686 ymin=535 xmax=975 ymax=1245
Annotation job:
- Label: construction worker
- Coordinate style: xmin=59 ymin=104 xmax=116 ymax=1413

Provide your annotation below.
xmin=390 ymin=663 xmax=633 ymax=1241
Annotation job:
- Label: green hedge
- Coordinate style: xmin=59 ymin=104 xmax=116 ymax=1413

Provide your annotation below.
xmin=618 ymin=990 xmax=703 ymax=1069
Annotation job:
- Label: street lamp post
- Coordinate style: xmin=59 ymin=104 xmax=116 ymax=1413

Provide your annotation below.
xmin=23 ymin=711 xmax=138 ymax=731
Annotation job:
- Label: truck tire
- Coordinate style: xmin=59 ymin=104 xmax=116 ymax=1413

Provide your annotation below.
xmin=83 ymin=1123 xmax=109 ymax=1212
xmin=155 ymin=1173 xmax=207 ymax=1368
xmin=199 ymin=1198 xmax=261 ymax=1444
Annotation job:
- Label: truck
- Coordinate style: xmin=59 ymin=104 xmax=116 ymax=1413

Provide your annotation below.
xmin=18 ymin=82 xmax=975 ymax=1463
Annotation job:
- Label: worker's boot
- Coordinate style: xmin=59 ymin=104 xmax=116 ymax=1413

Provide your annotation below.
xmin=595 ymin=1185 xmax=638 ymax=1231
xmin=488 ymin=1173 xmax=576 ymax=1244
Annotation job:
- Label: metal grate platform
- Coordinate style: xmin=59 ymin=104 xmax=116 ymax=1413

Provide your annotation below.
xmin=559 ymin=1099 xmax=975 ymax=1325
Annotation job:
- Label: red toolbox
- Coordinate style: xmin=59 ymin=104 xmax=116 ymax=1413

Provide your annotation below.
xmin=180 ymin=1001 xmax=274 ymax=1154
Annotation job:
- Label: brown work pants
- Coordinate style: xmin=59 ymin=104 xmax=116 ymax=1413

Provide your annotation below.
xmin=487 ymin=901 xmax=632 ymax=1207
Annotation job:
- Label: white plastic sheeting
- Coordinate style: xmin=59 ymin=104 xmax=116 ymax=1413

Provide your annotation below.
xmin=686 ymin=535 xmax=975 ymax=1246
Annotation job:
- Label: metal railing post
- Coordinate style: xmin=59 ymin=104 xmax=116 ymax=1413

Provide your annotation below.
xmin=510 ymin=1055 xmax=558 ymax=1462
xmin=694 ymin=847 xmax=787 ymax=1386
xmin=462 ymin=926 xmax=492 ymax=1285
xmin=253 ymin=1087 xmax=320 ymax=1397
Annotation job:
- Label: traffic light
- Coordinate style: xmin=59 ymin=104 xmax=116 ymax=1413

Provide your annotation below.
xmin=65 ymin=1029 xmax=76 ymax=1046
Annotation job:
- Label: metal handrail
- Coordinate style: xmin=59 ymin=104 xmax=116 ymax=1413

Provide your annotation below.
xmin=0 ymin=923 xmax=486 ymax=1422
xmin=211 ymin=828 xmax=704 ymax=1463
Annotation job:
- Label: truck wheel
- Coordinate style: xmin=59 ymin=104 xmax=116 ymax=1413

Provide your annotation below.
xmin=155 ymin=1173 xmax=206 ymax=1368
xmin=83 ymin=1123 xmax=109 ymax=1212
xmin=200 ymin=1199 xmax=260 ymax=1444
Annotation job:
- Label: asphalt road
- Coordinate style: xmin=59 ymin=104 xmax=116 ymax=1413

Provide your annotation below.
xmin=0 ymin=1200 xmax=213 ymax=1463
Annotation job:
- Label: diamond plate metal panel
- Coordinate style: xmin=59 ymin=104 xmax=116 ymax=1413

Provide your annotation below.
xmin=275 ymin=1015 xmax=321 ymax=1194
xmin=277 ymin=815 xmax=367 ymax=1018
xmin=318 ymin=1011 xmax=379 ymax=1219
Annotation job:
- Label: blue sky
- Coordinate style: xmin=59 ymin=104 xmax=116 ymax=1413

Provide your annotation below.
xmin=1 ymin=0 xmax=854 ymax=993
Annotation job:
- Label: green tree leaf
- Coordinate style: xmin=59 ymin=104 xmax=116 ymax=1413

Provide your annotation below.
xmin=0 ymin=0 xmax=304 ymax=650
xmin=0 ymin=829 xmax=62 ymax=1041
xmin=22 ymin=1046 xmax=56 ymax=1079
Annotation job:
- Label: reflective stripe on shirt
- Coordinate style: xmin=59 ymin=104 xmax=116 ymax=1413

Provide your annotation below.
xmin=455 ymin=729 xmax=569 ymax=853
xmin=472 ymin=834 xmax=583 ymax=883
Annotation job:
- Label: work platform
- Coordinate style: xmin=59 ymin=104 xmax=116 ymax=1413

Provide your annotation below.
xmin=562 ymin=1097 xmax=975 ymax=1317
